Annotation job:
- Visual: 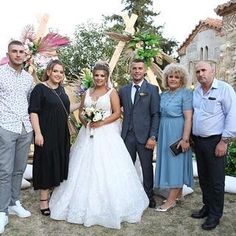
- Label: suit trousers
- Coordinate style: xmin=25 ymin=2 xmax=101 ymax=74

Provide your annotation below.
xmin=193 ymin=134 xmax=225 ymax=219
xmin=0 ymin=125 xmax=33 ymax=213
xmin=124 ymin=130 xmax=154 ymax=198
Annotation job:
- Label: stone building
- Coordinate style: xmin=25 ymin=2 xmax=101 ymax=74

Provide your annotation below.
xmin=215 ymin=0 xmax=236 ymax=89
xmin=177 ymin=0 xmax=236 ymax=88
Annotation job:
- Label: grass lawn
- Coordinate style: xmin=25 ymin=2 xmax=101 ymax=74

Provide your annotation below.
xmin=3 ymin=179 xmax=236 ymax=236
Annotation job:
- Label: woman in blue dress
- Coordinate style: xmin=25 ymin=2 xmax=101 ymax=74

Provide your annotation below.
xmin=155 ymin=63 xmax=193 ymax=212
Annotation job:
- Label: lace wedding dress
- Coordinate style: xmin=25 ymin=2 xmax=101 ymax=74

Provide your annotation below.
xmin=49 ymin=88 xmax=149 ymax=229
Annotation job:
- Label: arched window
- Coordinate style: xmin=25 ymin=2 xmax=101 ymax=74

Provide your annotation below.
xmin=200 ymin=47 xmax=203 ymax=60
xmin=205 ymin=46 xmax=208 ymax=60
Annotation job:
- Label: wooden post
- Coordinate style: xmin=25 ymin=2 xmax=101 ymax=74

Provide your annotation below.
xmin=146 ymin=68 xmax=161 ymax=90
xmin=109 ymin=14 xmax=138 ymax=76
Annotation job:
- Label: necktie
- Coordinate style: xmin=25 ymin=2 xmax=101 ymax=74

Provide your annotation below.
xmin=133 ymin=85 xmax=140 ymax=104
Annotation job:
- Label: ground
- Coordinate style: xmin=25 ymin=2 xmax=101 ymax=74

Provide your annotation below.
xmin=3 ymin=180 xmax=236 ymax=236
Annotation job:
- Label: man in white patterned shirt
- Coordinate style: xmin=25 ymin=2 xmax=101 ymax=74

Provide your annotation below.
xmin=0 ymin=40 xmax=34 ymax=234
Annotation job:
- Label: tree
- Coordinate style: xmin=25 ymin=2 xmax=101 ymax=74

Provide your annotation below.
xmin=104 ymin=0 xmax=177 ymax=56
xmin=59 ymin=0 xmax=178 ymax=87
xmin=59 ymin=21 xmax=115 ymax=81
xmin=122 ymin=0 xmax=160 ymax=32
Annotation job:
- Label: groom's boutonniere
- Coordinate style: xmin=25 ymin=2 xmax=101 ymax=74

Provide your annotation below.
xmin=139 ymin=92 xmax=148 ymax=96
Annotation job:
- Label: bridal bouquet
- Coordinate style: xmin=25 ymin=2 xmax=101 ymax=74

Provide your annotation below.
xmin=82 ymin=105 xmax=105 ymax=138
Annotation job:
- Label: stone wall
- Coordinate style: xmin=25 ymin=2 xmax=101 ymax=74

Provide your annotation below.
xmin=218 ymin=11 xmax=236 ymax=89
xmin=179 ymin=29 xmax=223 ymax=86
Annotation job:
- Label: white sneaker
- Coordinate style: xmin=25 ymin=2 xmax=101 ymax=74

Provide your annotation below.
xmin=0 ymin=212 xmax=8 ymax=234
xmin=8 ymin=201 xmax=31 ymax=218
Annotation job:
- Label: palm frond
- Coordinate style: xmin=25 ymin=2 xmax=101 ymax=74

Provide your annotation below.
xmin=150 ymin=62 xmax=163 ymax=81
xmin=159 ymin=51 xmax=176 ymax=64
xmin=37 ymin=33 xmax=70 ymax=56
xmin=106 ymin=32 xmax=132 ymax=42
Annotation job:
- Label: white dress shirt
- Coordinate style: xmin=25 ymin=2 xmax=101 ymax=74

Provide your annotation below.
xmin=193 ymin=78 xmax=236 ymax=138
xmin=0 ymin=64 xmax=34 ymax=133
xmin=131 ymin=80 xmax=143 ymax=104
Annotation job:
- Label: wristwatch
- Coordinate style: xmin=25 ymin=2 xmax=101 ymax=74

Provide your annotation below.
xmin=150 ymin=136 xmax=156 ymax=141
xmin=221 ymin=137 xmax=231 ymax=144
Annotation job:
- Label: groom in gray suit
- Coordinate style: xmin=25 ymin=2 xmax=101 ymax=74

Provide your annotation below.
xmin=119 ymin=58 xmax=160 ymax=208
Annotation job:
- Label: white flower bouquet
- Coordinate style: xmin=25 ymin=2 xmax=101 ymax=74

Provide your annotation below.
xmin=82 ymin=105 xmax=105 ymax=138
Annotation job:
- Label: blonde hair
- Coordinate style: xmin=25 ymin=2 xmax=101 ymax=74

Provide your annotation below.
xmin=162 ymin=63 xmax=189 ymax=89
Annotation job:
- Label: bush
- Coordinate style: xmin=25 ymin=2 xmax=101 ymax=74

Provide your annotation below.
xmin=225 ymin=140 xmax=236 ymax=177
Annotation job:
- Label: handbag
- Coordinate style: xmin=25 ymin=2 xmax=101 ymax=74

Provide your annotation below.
xmin=67 ymin=116 xmax=79 ymax=136
xmin=169 ymin=138 xmax=183 ymax=156
xmin=47 ymin=83 xmax=79 ymax=136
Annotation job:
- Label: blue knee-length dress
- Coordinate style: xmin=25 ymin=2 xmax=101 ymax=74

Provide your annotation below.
xmin=155 ymin=87 xmax=193 ymax=189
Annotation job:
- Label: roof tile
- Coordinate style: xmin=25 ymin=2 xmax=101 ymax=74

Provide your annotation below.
xmin=177 ymin=18 xmax=222 ymax=52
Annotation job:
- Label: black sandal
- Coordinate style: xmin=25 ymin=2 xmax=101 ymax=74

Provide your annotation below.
xmin=40 ymin=199 xmax=50 ymax=216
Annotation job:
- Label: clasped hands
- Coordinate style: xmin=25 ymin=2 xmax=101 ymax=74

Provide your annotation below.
xmin=89 ymin=120 xmax=105 ymax=129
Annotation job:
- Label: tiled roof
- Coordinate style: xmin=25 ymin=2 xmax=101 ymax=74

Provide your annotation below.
xmin=177 ymin=18 xmax=222 ymax=53
xmin=215 ymin=0 xmax=236 ymax=16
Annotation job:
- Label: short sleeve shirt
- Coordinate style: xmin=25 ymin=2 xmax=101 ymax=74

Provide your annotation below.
xmin=0 ymin=64 xmax=34 ymax=133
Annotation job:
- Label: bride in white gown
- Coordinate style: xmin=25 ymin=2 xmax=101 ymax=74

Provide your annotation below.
xmin=49 ymin=61 xmax=149 ymax=229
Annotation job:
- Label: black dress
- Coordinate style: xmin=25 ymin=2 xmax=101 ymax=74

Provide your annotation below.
xmin=28 ymin=83 xmax=70 ymax=190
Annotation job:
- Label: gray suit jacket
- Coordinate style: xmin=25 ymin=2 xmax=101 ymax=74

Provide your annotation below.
xmin=119 ymin=79 xmax=160 ymax=144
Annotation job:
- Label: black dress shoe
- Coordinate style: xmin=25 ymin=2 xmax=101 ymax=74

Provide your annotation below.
xmin=201 ymin=217 xmax=219 ymax=230
xmin=149 ymin=198 xmax=156 ymax=208
xmin=191 ymin=206 xmax=208 ymax=219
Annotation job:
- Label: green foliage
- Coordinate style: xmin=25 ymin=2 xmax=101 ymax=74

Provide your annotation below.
xmin=127 ymin=31 xmax=160 ymax=66
xmin=59 ymin=0 xmax=178 ymax=87
xmin=225 ymin=140 xmax=236 ymax=177
xmin=121 ymin=0 xmax=159 ymax=32
xmin=104 ymin=0 xmax=178 ymax=56
xmin=81 ymin=69 xmax=93 ymax=89
xmin=58 ymin=21 xmax=115 ymax=81
xmin=76 ymin=68 xmax=94 ymax=98
xmin=102 ymin=0 xmax=178 ymax=86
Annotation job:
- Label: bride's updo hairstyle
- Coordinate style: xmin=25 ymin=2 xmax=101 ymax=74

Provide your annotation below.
xmin=92 ymin=61 xmax=110 ymax=78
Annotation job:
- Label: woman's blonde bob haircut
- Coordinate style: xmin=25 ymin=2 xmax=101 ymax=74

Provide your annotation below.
xmin=162 ymin=63 xmax=189 ymax=89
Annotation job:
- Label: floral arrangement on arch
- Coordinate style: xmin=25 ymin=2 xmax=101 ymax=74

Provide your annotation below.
xmin=106 ymin=30 xmax=175 ymax=83
xmin=21 ymin=24 xmax=70 ymax=73
xmin=127 ymin=32 xmax=160 ymax=67
xmin=0 ymin=14 xmax=70 ymax=77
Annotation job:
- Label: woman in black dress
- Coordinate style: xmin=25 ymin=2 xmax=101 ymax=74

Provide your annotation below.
xmin=29 ymin=60 xmax=79 ymax=216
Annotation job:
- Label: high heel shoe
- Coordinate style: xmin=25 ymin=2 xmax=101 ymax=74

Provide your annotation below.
xmin=163 ymin=196 xmax=185 ymax=203
xmin=40 ymin=199 xmax=50 ymax=216
xmin=155 ymin=202 xmax=176 ymax=212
